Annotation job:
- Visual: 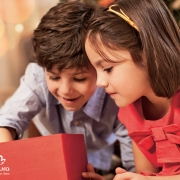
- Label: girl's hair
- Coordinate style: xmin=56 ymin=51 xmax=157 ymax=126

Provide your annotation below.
xmin=32 ymin=2 xmax=94 ymax=72
xmin=87 ymin=0 xmax=180 ymax=98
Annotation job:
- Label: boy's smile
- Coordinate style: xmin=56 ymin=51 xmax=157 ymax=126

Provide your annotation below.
xmin=61 ymin=96 xmax=81 ymax=104
xmin=45 ymin=65 xmax=97 ymax=111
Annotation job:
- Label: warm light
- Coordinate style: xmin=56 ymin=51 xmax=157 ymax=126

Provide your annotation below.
xmin=0 ymin=0 xmax=35 ymax=24
xmin=15 ymin=24 xmax=24 ymax=33
xmin=98 ymin=0 xmax=115 ymax=7
xmin=171 ymin=0 xmax=180 ymax=10
xmin=0 ymin=18 xmax=5 ymax=38
xmin=0 ymin=36 xmax=9 ymax=57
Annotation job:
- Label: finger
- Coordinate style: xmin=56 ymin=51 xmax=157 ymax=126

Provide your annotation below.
xmin=113 ymin=172 xmax=135 ymax=180
xmin=82 ymin=172 xmax=105 ymax=180
xmin=115 ymin=167 xmax=127 ymax=174
xmin=87 ymin=163 xmax=95 ymax=172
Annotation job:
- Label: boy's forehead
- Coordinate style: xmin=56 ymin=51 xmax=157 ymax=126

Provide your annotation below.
xmin=46 ymin=65 xmax=92 ymax=75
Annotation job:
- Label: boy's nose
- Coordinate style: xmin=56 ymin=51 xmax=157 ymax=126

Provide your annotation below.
xmin=58 ymin=82 xmax=72 ymax=94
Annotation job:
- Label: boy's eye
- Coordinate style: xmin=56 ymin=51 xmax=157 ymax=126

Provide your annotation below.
xmin=103 ymin=67 xmax=113 ymax=73
xmin=74 ymin=78 xmax=86 ymax=82
xmin=49 ymin=77 xmax=60 ymax=81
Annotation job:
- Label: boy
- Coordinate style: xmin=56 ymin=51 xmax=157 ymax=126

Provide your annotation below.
xmin=0 ymin=2 xmax=134 ymax=172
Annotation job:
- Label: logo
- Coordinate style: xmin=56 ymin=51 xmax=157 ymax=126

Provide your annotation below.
xmin=0 ymin=155 xmax=10 ymax=176
xmin=0 ymin=156 xmax=5 ymax=165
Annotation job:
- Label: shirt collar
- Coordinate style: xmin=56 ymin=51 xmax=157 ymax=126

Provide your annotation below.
xmin=50 ymin=87 xmax=106 ymax=122
xmin=82 ymin=87 xmax=106 ymax=122
xmin=49 ymin=93 xmax=59 ymax=105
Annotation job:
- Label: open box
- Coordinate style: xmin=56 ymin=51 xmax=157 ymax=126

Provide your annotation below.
xmin=0 ymin=134 xmax=87 ymax=180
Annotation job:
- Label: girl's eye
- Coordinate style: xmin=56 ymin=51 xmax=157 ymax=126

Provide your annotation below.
xmin=74 ymin=78 xmax=86 ymax=82
xmin=103 ymin=67 xmax=113 ymax=73
xmin=49 ymin=77 xmax=60 ymax=81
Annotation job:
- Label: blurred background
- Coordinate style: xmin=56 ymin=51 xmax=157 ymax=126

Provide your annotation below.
xmin=0 ymin=0 xmax=60 ymax=106
xmin=0 ymin=1 xmax=179 ymax=179
xmin=0 ymin=0 xmax=179 ymax=107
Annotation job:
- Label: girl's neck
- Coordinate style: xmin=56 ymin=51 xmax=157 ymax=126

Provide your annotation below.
xmin=141 ymin=95 xmax=172 ymax=120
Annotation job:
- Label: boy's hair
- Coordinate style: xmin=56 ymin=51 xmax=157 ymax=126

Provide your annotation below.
xmin=86 ymin=0 xmax=180 ymax=98
xmin=32 ymin=1 xmax=94 ymax=72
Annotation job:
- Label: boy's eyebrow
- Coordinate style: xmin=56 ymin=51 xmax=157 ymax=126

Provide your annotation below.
xmin=74 ymin=70 xmax=89 ymax=75
xmin=46 ymin=71 xmax=57 ymax=75
xmin=47 ymin=69 xmax=89 ymax=75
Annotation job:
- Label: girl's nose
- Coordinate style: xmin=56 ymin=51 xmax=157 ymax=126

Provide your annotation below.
xmin=96 ymin=75 xmax=108 ymax=88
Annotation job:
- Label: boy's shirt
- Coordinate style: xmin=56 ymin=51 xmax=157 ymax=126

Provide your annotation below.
xmin=0 ymin=63 xmax=134 ymax=171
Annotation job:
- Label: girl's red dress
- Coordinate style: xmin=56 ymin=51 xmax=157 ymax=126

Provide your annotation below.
xmin=118 ymin=91 xmax=180 ymax=176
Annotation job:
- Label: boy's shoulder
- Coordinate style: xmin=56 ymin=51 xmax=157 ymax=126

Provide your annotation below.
xmin=26 ymin=62 xmax=44 ymax=74
xmin=25 ymin=63 xmax=45 ymax=84
xmin=23 ymin=63 xmax=50 ymax=104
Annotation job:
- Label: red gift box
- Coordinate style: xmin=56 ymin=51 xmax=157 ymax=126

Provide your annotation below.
xmin=0 ymin=134 xmax=87 ymax=180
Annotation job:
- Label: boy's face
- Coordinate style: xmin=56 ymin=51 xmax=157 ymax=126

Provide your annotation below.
xmin=45 ymin=64 xmax=97 ymax=111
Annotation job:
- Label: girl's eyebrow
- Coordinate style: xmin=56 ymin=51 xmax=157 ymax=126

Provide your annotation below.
xmin=95 ymin=56 xmax=129 ymax=66
xmin=95 ymin=59 xmax=105 ymax=67
xmin=95 ymin=59 xmax=118 ymax=67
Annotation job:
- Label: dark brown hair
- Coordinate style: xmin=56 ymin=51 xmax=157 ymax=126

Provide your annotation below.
xmin=86 ymin=0 xmax=180 ymax=98
xmin=32 ymin=1 xmax=95 ymax=72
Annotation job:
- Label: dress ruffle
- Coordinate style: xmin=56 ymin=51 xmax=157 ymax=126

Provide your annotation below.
xmin=129 ymin=124 xmax=180 ymax=176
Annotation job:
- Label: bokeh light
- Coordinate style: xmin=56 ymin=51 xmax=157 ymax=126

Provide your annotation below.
xmin=15 ymin=24 xmax=24 ymax=33
xmin=98 ymin=0 xmax=115 ymax=7
xmin=0 ymin=0 xmax=35 ymax=24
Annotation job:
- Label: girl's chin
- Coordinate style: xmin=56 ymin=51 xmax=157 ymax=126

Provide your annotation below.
xmin=114 ymin=100 xmax=130 ymax=108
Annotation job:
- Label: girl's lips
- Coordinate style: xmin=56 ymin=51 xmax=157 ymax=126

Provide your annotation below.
xmin=107 ymin=92 xmax=117 ymax=98
xmin=107 ymin=92 xmax=116 ymax=95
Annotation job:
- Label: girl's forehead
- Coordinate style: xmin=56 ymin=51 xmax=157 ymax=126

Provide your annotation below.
xmin=86 ymin=37 xmax=133 ymax=63
xmin=86 ymin=34 xmax=126 ymax=57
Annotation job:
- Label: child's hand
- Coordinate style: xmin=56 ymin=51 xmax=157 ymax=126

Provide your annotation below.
xmin=82 ymin=163 xmax=105 ymax=180
xmin=114 ymin=167 xmax=148 ymax=180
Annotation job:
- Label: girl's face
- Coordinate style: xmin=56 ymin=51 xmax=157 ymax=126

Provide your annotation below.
xmin=85 ymin=38 xmax=152 ymax=107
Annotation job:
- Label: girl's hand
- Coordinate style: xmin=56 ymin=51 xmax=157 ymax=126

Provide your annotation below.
xmin=82 ymin=164 xmax=105 ymax=180
xmin=114 ymin=167 xmax=149 ymax=180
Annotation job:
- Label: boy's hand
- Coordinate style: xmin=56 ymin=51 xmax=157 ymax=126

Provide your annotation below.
xmin=82 ymin=164 xmax=105 ymax=180
xmin=0 ymin=127 xmax=16 ymax=142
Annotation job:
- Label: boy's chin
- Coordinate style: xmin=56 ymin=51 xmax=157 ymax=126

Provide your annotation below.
xmin=63 ymin=104 xmax=83 ymax=111
xmin=64 ymin=107 xmax=80 ymax=111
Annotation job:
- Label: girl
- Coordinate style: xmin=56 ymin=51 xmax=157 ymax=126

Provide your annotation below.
xmin=82 ymin=0 xmax=180 ymax=179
